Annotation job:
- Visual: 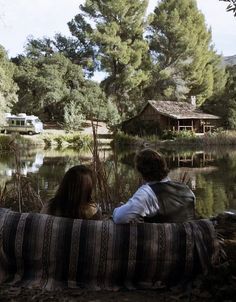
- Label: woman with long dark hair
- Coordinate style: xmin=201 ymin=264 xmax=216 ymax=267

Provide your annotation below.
xmin=41 ymin=165 xmax=101 ymax=220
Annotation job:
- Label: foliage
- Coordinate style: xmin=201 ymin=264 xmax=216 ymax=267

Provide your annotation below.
xmin=0 ymin=46 xmax=18 ymax=123
xmin=42 ymin=133 xmax=92 ymax=149
xmin=14 ymin=52 xmax=120 ymax=127
xmin=161 ymin=129 xmax=196 ymax=141
xmin=63 ymin=101 xmax=85 ymax=131
xmin=203 ymin=66 xmax=236 ymax=129
xmin=69 ymin=0 xmax=149 ymax=117
xmin=13 ymin=53 xmax=114 ymax=123
xmin=221 ymin=66 xmax=236 ymax=129
xmin=113 ymin=131 xmax=147 ymax=147
xmin=13 ymin=53 xmax=86 ymax=120
xmin=23 ymin=33 xmax=95 ymax=76
xmin=105 ymin=99 xmax=121 ymax=130
xmin=146 ymin=0 xmax=226 ymax=105
xmin=220 ymin=0 xmax=236 ymax=16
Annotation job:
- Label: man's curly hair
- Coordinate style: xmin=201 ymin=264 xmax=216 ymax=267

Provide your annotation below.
xmin=135 ymin=148 xmax=169 ymax=182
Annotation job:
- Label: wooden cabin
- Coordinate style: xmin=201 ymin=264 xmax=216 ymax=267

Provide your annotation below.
xmin=122 ymin=100 xmax=220 ymax=135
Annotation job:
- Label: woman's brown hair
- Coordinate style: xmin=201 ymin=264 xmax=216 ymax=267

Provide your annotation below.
xmin=135 ymin=148 xmax=169 ymax=182
xmin=49 ymin=165 xmax=93 ymax=219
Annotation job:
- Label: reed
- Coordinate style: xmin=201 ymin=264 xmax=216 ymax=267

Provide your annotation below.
xmin=0 ymin=138 xmax=43 ymax=212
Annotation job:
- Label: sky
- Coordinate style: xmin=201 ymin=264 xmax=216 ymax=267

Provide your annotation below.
xmin=0 ymin=0 xmax=235 ymax=59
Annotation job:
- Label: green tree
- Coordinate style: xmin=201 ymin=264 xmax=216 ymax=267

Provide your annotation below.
xmin=146 ymin=0 xmax=226 ymax=105
xmin=69 ymin=0 xmax=149 ymax=117
xmin=203 ymin=66 xmax=236 ymax=129
xmin=22 ymin=32 xmax=95 ymax=77
xmin=220 ymin=66 xmax=236 ymax=129
xmin=13 ymin=53 xmax=86 ymax=120
xmin=64 ymin=101 xmax=85 ymax=131
xmin=0 ymin=46 xmax=18 ymax=122
xmin=14 ymin=52 xmax=116 ymax=125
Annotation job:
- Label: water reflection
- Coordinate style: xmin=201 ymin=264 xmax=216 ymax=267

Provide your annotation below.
xmin=0 ymin=152 xmax=44 ymax=177
xmin=0 ymin=147 xmax=236 ymax=218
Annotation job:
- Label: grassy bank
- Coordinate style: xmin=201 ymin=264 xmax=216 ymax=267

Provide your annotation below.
xmin=114 ymin=130 xmax=236 ymax=148
xmin=0 ymin=132 xmax=93 ymax=150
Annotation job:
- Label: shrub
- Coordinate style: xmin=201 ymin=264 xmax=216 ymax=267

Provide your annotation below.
xmin=161 ymin=130 xmax=196 ymax=140
xmin=63 ymin=101 xmax=85 ymax=131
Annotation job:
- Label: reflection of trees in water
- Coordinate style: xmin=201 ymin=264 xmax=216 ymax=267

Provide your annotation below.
xmin=1 ymin=146 xmax=236 ymax=216
xmin=195 ymin=174 xmax=230 ymax=218
xmin=0 ymin=149 xmax=90 ymax=211
xmin=118 ymin=147 xmax=236 ymax=217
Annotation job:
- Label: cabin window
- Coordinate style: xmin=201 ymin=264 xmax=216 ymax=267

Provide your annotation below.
xmin=26 ymin=120 xmax=32 ymax=125
xmin=11 ymin=120 xmax=14 ymax=125
xmin=16 ymin=121 xmax=21 ymax=126
xmin=21 ymin=121 xmax=25 ymax=126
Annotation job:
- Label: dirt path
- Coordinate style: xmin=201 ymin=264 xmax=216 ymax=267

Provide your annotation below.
xmin=43 ymin=121 xmax=110 ymax=136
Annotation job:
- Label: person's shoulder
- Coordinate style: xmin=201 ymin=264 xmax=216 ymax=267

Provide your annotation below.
xmin=136 ymin=183 xmax=154 ymax=194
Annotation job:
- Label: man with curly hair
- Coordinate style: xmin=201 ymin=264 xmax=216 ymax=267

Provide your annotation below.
xmin=113 ymin=148 xmax=195 ymax=224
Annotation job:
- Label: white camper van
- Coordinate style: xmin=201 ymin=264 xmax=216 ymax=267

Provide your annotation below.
xmin=1 ymin=113 xmax=43 ymax=135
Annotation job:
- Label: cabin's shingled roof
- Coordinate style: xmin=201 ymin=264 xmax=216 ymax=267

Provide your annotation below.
xmin=147 ymin=100 xmax=220 ymax=120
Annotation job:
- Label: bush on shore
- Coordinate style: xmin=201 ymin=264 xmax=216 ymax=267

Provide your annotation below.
xmin=0 ymin=133 xmax=93 ymax=150
xmin=114 ymin=130 xmax=236 ymax=147
xmin=42 ymin=133 xmax=92 ymax=149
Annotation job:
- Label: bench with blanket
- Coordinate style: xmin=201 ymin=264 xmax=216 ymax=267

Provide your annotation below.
xmin=0 ymin=208 xmax=220 ymax=290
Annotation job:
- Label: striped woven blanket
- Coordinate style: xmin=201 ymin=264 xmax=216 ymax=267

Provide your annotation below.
xmin=0 ymin=208 xmax=219 ymax=290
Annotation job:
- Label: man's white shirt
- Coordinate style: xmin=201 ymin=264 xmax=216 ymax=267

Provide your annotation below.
xmin=112 ymin=177 xmax=170 ymax=224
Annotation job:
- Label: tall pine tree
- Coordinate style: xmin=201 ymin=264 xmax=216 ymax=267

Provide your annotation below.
xmin=146 ymin=0 xmax=226 ymax=106
xmin=69 ymin=0 xmax=149 ymax=117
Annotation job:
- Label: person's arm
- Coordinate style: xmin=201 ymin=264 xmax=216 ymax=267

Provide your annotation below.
xmin=112 ymin=185 xmax=159 ymax=224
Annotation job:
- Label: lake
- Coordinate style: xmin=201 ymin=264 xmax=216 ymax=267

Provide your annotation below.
xmin=0 ymin=145 xmax=236 ymax=218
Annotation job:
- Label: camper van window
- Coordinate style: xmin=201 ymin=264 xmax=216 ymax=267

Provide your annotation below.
xmin=11 ymin=120 xmax=14 ymax=125
xmin=26 ymin=120 xmax=32 ymax=125
xmin=21 ymin=121 xmax=25 ymax=126
xmin=16 ymin=121 xmax=21 ymax=126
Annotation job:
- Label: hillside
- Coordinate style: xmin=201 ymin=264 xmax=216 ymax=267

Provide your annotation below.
xmin=223 ymin=55 xmax=236 ymax=66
